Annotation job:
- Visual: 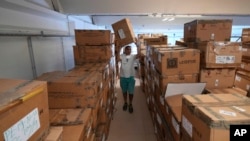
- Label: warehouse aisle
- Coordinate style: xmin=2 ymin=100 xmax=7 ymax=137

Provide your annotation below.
xmin=107 ymin=73 xmax=157 ymax=141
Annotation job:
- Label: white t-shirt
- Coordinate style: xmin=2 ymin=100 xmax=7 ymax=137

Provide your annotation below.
xmin=120 ymin=54 xmax=137 ymax=78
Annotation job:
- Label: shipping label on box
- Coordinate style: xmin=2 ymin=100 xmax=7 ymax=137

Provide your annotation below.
xmin=0 ymin=79 xmax=49 ymax=141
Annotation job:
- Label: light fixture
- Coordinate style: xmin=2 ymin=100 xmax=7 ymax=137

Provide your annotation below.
xmin=162 ymin=17 xmax=175 ymax=22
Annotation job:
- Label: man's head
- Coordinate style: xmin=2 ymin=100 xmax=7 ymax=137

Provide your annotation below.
xmin=124 ymin=46 xmax=131 ymax=55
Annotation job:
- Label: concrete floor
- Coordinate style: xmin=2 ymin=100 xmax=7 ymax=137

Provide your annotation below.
xmin=107 ymin=75 xmax=157 ymax=141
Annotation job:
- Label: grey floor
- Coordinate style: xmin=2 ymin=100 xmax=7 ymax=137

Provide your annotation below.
xmin=107 ymin=75 xmax=157 ymax=141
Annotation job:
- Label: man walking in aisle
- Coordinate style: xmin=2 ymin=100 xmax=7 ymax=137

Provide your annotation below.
xmin=118 ymin=45 xmax=140 ymax=113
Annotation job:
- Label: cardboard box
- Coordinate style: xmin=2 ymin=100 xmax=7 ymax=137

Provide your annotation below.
xmin=184 ymin=19 xmax=232 ymax=42
xmin=234 ymin=70 xmax=250 ymax=91
xmin=199 ymin=68 xmax=236 ymax=89
xmin=164 ymin=94 xmax=183 ymax=141
xmin=242 ymin=28 xmax=250 ymax=43
xmin=36 ymin=71 xmax=103 ymax=109
xmin=144 ymin=36 xmax=168 ymax=45
xmin=45 ymin=127 xmax=63 ymax=141
xmin=206 ymin=87 xmax=247 ymax=96
xmin=155 ymin=48 xmax=200 ymax=76
xmin=0 ymin=79 xmax=49 ymax=141
xmin=181 ymin=94 xmax=250 ymax=141
xmin=73 ymin=45 xmax=112 ymax=64
xmin=112 ymin=18 xmax=136 ymax=47
xmin=49 ymin=108 xmax=92 ymax=141
xmin=242 ymin=43 xmax=250 ymax=58
xmin=240 ymin=59 xmax=250 ymax=72
xmin=154 ymin=71 xmax=198 ymax=95
xmin=75 ymin=30 xmax=111 ymax=46
xmin=198 ymin=41 xmax=242 ymax=68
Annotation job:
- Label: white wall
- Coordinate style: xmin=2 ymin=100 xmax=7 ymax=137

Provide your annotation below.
xmin=0 ymin=0 xmax=104 ymax=80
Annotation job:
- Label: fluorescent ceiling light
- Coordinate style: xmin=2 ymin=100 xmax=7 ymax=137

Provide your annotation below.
xmin=162 ymin=17 xmax=175 ymax=22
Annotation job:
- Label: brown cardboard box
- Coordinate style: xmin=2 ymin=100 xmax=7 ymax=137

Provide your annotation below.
xmin=199 ymin=68 xmax=236 ymax=89
xmin=73 ymin=45 xmax=112 ymax=64
xmin=234 ymin=70 xmax=250 ymax=91
xmin=242 ymin=28 xmax=250 ymax=43
xmin=154 ymin=71 xmax=198 ymax=95
xmin=36 ymin=71 xmax=103 ymax=109
xmin=184 ymin=19 xmax=232 ymax=42
xmin=198 ymin=41 xmax=242 ymax=68
xmin=144 ymin=36 xmax=168 ymax=45
xmin=242 ymin=43 xmax=250 ymax=58
xmin=164 ymin=94 xmax=183 ymax=141
xmin=0 ymin=79 xmax=49 ymax=141
xmin=49 ymin=108 xmax=93 ymax=141
xmin=155 ymin=48 xmax=200 ymax=76
xmin=45 ymin=127 xmax=63 ymax=141
xmin=112 ymin=18 xmax=136 ymax=47
xmin=75 ymin=30 xmax=111 ymax=46
xmin=206 ymin=87 xmax=247 ymax=96
xmin=240 ymin=59 xmax=250 ymax=72
xmin=181 ymin=94 xmax=250 ymax=141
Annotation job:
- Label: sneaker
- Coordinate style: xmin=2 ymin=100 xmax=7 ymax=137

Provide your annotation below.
xmin=129 ymin=104 xmax=133 ymax=113
xmin=123 ymin=103 xmax=128 ymax=111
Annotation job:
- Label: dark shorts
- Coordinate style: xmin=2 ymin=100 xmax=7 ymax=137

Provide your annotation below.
xmin=120 ymin=76 xmax=136 ymax=94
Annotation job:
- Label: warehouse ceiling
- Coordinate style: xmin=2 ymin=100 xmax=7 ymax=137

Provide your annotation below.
xmin=58 ymin=0 xmax=250 ymax=32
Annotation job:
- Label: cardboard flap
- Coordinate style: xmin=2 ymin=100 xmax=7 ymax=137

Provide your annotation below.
xmin=165 ymin=83 xmax=206 ymax=98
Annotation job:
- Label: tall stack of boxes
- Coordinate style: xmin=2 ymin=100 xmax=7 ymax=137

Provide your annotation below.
xmin=138 ymin=19 xmax=250 ymax=141
xmin=35 ymin=29 xmax=117 ymax=141
xmin=234 ymin=28 xmax=250 ymax=92
xmin=168 ymin=19 xmax=250 ymax=141
xmin=138 ymin=31 xmax=201 ymax=140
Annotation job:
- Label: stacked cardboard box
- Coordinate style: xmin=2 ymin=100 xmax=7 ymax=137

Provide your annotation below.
xmin=112 ymin=18 xmax=136 ymax=47
xmin=181 ymin=94 xmax=250 ymax=141
xmin=37 ymin=62 xmax=117 ymax=140
xmin=73 ymin=29 xmax=113 ymax=64
xmin=140 ymin=42 xmax=200 ymax=140
xmin=0 ymin=79 xmax=50 ymax=141
xmin=35 ymin=28 xmax=117 ymax=140
xmin=184 ymin=19 xmax=232 ymax=43
xmin=241 ymin=28 xmax=250 ymax=43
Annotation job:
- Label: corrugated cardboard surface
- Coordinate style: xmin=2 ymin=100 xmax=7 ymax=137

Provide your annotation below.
xmin=144 ymin=36 xmax=168 ymax=45
xmin=37 ymin=70 xmax=103 ymax=109
xmin=154 ymin=71 xmax=198 ymax=95
xmin=206 ymin=87 xmax=247 ymax=96
xmin=184 ymin=19 xmax=232 ymax=42
xmin=73 ymin=45 xmax=112 ymax=64
xmin=242 ymin=43 xmax=250 ymax=58
xmin=181 ymin=94 xmax=250 ymax=141
xmin=242 ymin=28 xmax=250 ymax=43
xmin=164 ymin=94 xmax=183 ymax=141
xmin=198 ymin=41 xmax=242 ymax=68
xmin=112 ymin=18 xmax=136 ymax=47
xmin=75 ymin=30 xmax=112 ymax=46
xmin=199 ymin=68 xmax=236 ymax=89
xmin=155 ymin=48 xmax=200 ymax=76
xmin=0 ymin=79 xmax=49 ymax=141
xmin=49 ymin=108 xmax=92 ymax=141
xmin=45 ymin=126 xmax=63 ymax=141
xmin=234 ymin=70 xmax=250 ymax=91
